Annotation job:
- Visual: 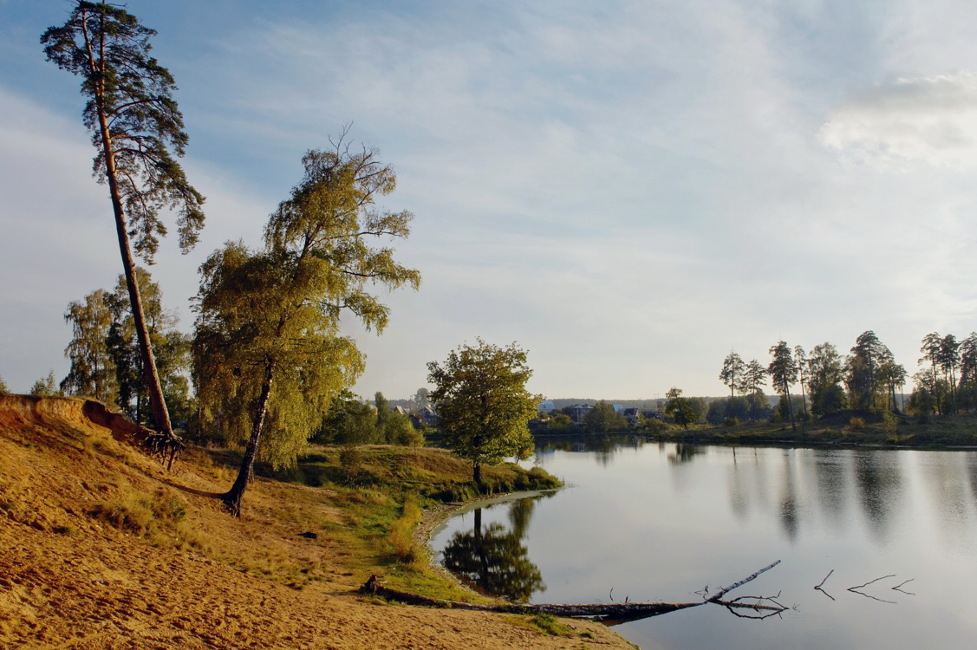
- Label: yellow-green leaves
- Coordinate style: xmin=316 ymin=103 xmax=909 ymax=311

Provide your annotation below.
xmin=428 ymin=339 xmax=540 ymax=477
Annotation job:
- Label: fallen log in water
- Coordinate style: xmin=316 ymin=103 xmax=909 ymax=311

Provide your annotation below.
xmin=360 ymin=560 xmax=788 ymax=624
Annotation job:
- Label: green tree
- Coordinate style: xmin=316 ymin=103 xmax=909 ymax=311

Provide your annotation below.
xmin=427 ymin=339 xmax=539 ymax=487
xmin=938 ymin=334 xmax=960 ymax=413
xmin=958 ymin=333 xmax=977 ymax=412
xmin=106 ymin=269 xmax=191 ymax=427
xmin=845 ymin=331 xmax=891 ymax=411
xmin=43 ymin=2 xmax=205 ymax=448
xmin=768 ymin=341 xmax=797 ymax=432
xmin=0 ymin=375 xmax=8 ymax=394
xmin=316 ymin=391 xmax=378 ymax=444
xmin=194 ymin=141 xmax=420 ymax=515
xmin=741 ymin=359 xmax=768 ymax=421
xmin=807 ymin=342 xmax=845 ymax=417
xmin=794 ymin=345 xmax=808 ymax=417
xmin=375 ymin=391 xmax=390 ymax=440
xmin=663 ymin=387 xmax=698 ymax=429
xmin=30 ymin=371 xmax=61 ymax=396
xmin=719 ymin=351 xmax=745 ymax=398
xmin=546 ymin=412 xmax=574 ymax=431
xmin=60 ymin=289 xmax=119 ymax=405
xmin=877 ymin=357 xmax=907 ymax=414
xmin=583 ymin=400 xmax=627 ymax=433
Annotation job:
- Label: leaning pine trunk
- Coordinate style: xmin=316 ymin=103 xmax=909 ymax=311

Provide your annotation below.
xmin=96 ymin=86 xmax=175 ymax=447
xmin=223 ymin=362 xmax=274 ymax=516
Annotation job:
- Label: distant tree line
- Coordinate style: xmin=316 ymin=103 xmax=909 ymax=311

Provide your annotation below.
xmin=718 ymin=329 xmax=977 ymax=424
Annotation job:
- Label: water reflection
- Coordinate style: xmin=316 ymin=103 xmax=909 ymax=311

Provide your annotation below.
xmin=440 ymin=498 xmax=546 ymax=602
xmin=668 ymin=443 xmax=705 ymax=464
xmin=779 ymin=451 xmax=799 ymax=542
xmin=433 ymin=439 xmax=977 ymax=649
xmin=810 ymin=449 xmax=849 ymax=530
xmin=534 ymin=434 xmax=645 ymax=466
xmin=852 ymin=452 xmax=903 ymax=543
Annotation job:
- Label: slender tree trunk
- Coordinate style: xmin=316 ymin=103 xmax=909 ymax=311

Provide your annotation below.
xmin=786 ymin=386 xmax=796 ymax=433
xmin=96 ymin=95 xmax=175 ymax=444
xmin=223 ymin=361 xmax=274 ymax=516
xmin=473 ymin=461 xmax=482 ymax=490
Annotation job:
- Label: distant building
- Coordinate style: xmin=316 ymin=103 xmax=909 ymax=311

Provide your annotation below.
xmin=417 ymin=406 xmax=439 ymax=427
xmin=537 ymin=399 xmax=555 ymax=414
xmin=567 ymin=403 xmax=592 ymax=423
xmin=623 ymin=407 xmax=641 ymax=426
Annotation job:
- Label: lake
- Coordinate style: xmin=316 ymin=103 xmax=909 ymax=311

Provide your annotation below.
xmin=429 ymin=437 xmax=977 ymax=649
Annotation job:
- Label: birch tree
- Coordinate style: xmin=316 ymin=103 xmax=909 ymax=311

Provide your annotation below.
xmin=194 ymin=141 xmax=420 ymax=515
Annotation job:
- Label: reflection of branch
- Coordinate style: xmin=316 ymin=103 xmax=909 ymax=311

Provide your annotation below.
xmin=848 ymin=575 xmax=897 ymax=604
xmin=814 ymin=569 xmax=835 ymax=601
xmin=892 ymin=579 xmax=916 ymax=596
xmin=717 ymin=593 xmax=790 ymax=620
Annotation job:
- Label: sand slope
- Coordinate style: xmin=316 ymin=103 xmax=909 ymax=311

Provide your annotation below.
xmin=0 ymin=396 xmax=631 ymax=649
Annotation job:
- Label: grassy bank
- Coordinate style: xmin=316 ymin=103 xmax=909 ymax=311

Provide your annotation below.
xmin=646 ymin=411 xmax=977 ymax=448
xmin=204 ymin=444 xmax=562 ymax=598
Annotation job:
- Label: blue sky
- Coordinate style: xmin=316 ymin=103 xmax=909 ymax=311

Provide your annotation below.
xmin=2 ymin=0 xmax=976 ymax=400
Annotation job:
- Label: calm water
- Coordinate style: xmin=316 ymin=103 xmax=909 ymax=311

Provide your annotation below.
xmin=429 ymin=438 xmax=977 ymax=649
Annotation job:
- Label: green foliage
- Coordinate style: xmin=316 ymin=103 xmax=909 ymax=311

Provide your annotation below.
xmin=61 ymin=289 xmax=118 ymax=405
xmin=958 ymin=332 xmax=977 ymax=412
xmin=59 ymin=270 xmax=192 ymax=427
xmin=845 ymin=330 xmax=892 ymax=411
xmin=317 ymin=391 xmax=380 ymax=445
xmin=441 ymin=508 xmax=544 ymax=602
xmin=546 ymin=412 xmax=574 ymax=431
xmin=663 ymin=387 xmax=699 ymax=429
xmin=707 ymin=395 xmax=750 ymax=424
xmin=0 ymin=374 xmax=8 ymax=395
xmin=428 ymin=339 xmax=539 ymax=484
xmin=583 ymin=400 xmax=627 ymax=433
xmin=194 ymin=139 xmax=419 ymax=503
xmin=29 ymin=371 xmax=60 ymax=397
xmin=107 ymin=269 xmax=191 ymax=426
xmin=42 ymin=1 xmax=205 ymax=262
xmin=719 ymin=351 xmax=745 ymax=397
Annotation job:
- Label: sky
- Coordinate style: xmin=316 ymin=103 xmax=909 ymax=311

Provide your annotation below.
xmin=1 ymin=0 xmax=976 ymax=401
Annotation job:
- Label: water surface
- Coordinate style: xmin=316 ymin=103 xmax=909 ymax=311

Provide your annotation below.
xmin=430 ymin=438 xmax=977 ymax=649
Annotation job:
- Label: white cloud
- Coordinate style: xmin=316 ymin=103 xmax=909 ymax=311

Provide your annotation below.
xmin=819 ymin=72 xmax=977 ymax=169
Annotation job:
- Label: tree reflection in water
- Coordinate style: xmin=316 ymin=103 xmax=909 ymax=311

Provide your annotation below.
xmin=441 ymin=499 xmax=545 ymax=602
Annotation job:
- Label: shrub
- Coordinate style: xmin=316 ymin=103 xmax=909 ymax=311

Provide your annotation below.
xmin=848 ymin=416 xmax=866 ymax=430
xmin=723 ymin=417 xmax=739 ymax=427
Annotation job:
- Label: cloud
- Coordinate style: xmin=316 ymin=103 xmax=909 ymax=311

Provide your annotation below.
xmin=819 ymin=72 xmax=977 ymax=168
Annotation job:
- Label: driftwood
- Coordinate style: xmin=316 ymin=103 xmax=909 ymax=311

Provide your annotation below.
xmin=360 ymin=560 xmax=789 ymax=625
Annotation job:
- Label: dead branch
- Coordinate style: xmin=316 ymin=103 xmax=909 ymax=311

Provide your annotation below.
xmin=706 ymin=560 xmax=781 ymax=602
xmin=360 ymin=560 xmax=788 ymax=625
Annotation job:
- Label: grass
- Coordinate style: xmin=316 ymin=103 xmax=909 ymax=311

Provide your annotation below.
xmin=648 ymin=411 xmax=977 ymax=448
xmin=189 ymin=444 xmax=563 ymax=601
